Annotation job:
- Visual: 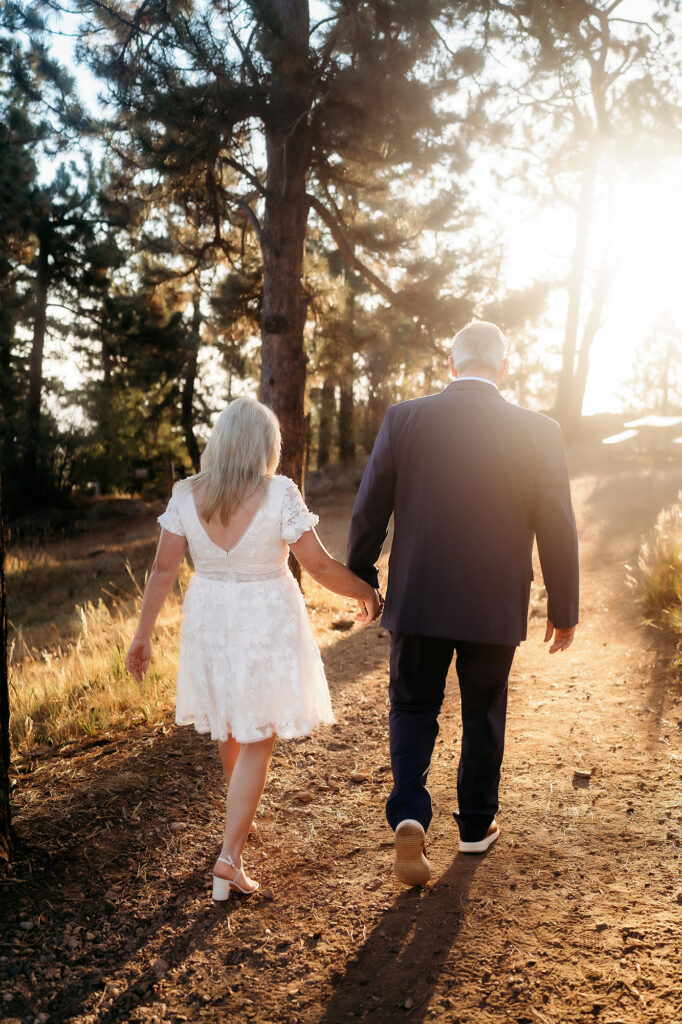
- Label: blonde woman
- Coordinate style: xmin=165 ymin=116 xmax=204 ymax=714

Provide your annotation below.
xmin=126 ymin=397 xmax=380 ymax=900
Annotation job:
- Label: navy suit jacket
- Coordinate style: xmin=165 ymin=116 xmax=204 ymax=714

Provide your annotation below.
xmin=346 ymin=380 xmax=579 ymax=646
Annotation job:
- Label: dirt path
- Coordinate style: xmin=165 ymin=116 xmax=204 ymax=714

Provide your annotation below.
xmin=2 ymin=447 xmax=681 ymax=1024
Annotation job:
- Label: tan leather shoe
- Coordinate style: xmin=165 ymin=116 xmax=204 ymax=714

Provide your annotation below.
xmin=458 ymin=819 xmax=500 ymax=854
xmin=394 ymin=819 xmax=431 ymax=886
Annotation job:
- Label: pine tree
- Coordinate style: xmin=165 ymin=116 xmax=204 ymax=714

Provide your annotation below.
xmin=0 ymin=1 xmax=107 ymax=509
xmin=75 ymin=0 xmax=493 ymax=487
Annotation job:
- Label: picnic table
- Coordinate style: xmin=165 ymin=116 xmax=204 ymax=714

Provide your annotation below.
xmin=603 ymin=415 xmax=682 ymax=457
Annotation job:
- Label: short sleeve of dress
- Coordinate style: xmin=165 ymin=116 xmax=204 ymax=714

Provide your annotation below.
xmin=281 ymin=478 xmax=319 ymax=544
xmin=157 ymin=493 xmax=185 ymax=537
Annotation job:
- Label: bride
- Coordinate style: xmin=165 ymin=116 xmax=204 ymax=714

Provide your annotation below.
xmin=126 ymin=397 xmax=380 ymax=900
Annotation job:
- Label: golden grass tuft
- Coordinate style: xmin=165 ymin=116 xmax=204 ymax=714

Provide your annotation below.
xmin=8 ymin=556 xmax=190 ymax=751
xmin=639 ymin=494 xmax=682 ymax=663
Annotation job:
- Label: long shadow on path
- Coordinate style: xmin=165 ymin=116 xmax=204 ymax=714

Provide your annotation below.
xmin=3 ymin=722 xmax=228 ymax=1022
xmin=318 ymin=854 xmax=486 ymax=1024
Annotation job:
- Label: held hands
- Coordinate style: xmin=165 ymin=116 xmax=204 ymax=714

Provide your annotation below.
xmin=355 ymin=588 xmax=384 ymax=628
xmin=126 ymin=635 xmax=152 ymax=682
xmin=544 ymin=619 xmax=576 ymax=654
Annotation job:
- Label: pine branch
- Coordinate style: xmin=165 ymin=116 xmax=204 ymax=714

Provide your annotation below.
xmin=226 ymin=194 xmax=263 ymax=244
xmin=230 ymin=22 xmax=262 ymax=90
xmin=220 ymin=156 xmax=266 ymax=195
xmin=307 ymin=195 xmax=420 ymax=323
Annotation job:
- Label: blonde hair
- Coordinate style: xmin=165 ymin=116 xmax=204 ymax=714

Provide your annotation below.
xmin=181 ymin=397 xmax=281 ymax=524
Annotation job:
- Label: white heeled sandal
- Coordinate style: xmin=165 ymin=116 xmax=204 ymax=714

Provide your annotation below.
xmin=212 ymin=853 xmax=259 ymax=901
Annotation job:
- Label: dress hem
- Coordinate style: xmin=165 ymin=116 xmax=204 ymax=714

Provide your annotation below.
xmin=175 ymin=713 xmax=335 ymax=744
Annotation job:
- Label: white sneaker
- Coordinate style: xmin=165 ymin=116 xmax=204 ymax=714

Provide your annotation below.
xmin=458 ymin=819 xmax=500 ymax=854
xmin=393 ymin=819 xmax=431 ymax=885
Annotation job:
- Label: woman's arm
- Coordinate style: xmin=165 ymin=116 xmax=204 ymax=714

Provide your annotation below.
xmin=126 ymin=529 xmax=188 ymax=681
xmin=290 ymin=528 xmax=382 ymax=626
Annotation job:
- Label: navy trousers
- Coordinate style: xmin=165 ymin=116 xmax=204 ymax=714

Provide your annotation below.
xmin=386 ymin=633 xmax=516 ymax=843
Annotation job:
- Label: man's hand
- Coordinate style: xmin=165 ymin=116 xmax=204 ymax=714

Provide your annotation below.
xmin=544 ymin=619 xmax=575 ymax=654
xmin=126 ymin=636 xmax=152 ymax=681
xmin=355 ymin=589 xmax=384 ymax=627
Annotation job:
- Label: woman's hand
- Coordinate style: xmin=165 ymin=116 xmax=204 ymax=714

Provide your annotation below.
xmin=126 ymin=636 xmax=152 ymax=682
xmin=355 ymin=588 xmax=383 ymax=627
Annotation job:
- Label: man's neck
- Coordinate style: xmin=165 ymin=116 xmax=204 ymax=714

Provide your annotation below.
xmin=451 ymin=374 xmax=499 ymax=389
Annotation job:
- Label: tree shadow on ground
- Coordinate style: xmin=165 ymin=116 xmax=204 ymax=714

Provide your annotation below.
xmin=318 ymin=853 xmax=486 ymax=1024
xmin=321 ymin=619 xmax=391 ymax=693
xmin=2 ymin=721 xmax=229 ymax=1021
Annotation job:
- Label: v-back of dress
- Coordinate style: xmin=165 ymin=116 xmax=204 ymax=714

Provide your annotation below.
xmin=157 ymin=475 xmax=334 ymax=743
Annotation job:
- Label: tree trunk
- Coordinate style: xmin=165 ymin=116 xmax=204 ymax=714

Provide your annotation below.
xmin=24 ymin=231 xmax=50 ymax=495
xmin=364 ymin=347 xmax=391 ymax=451
xmin=182 ymin=287 xmax=202 ymax=473
xmin=554 ymin=155 xmax=597 ymax=432
xmin=365 ymin=385 xmax=389 ymax=452
xmin=316 ymin=376 xmax=335 ymax=469
xmin=259 ymin=0 xmax=311 ymax=494
xmin=338 ymin=280 xmax=356 ymax=463
xmin=0 ymin=472 xmax=14 ymax=861
xmin=572 ymin=255 xmax=615 ymax=424
xmin=338 ymin=350 xmax=355 ymax=464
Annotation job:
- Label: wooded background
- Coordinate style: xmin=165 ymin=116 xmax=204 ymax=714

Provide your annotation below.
xmin=2 ymin=0 xmax=682 ymax=520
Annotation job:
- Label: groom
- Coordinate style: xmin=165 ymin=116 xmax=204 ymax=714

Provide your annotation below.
xmin=346 ymin=321 xmax=579 ymax=885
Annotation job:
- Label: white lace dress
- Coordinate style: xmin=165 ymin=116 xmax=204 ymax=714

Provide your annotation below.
xmin=157 ymin=474 xmax=334 ymax=743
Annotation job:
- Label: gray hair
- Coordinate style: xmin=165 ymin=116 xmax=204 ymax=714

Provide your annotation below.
xmin=451 ymin=321 xmax=507 ymax=373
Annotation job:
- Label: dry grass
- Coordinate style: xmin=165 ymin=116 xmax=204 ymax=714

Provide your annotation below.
xmin=6 ymin=533 xmax=160 ymax=647
xmin=8 ymin=541 xmax=191 ymax=749
xmin=639 ymin=492 xmax=682 ymax=664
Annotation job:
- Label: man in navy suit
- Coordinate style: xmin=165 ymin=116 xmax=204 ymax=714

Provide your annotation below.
xmin=346 ymin=321 xmax=579 ymax=885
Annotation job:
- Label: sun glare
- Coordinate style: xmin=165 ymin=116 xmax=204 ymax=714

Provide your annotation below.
xmin=500 ymin=168 xmax=682 ymax=416
xmin=583 ymin=174 xmax=682 ymax=414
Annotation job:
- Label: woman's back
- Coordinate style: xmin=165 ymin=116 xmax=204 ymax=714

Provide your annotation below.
xmin=192 ymin=478 xmax=268 ymax=552
xmin=159 ymin=475 xmax=313 ymax=581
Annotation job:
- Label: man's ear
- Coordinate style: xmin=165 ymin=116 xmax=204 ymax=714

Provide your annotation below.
xmin=498 ymin=357 xmax=509 ymax=380
xmin=448 ymin=355 xmax=457 ymax=379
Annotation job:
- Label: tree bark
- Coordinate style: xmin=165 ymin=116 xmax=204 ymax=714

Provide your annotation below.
xmin=182 ymin=287 xmax=202 ymax=473
xmin=0 ymin=472 xmax=14 ymax=861
xmin=316 ymin=376 xmax=335 ymax=469
xmin=259 ymin=0 xmax=311 ymax=493
xmin=24 ymin=230 xmax=50 ymax=495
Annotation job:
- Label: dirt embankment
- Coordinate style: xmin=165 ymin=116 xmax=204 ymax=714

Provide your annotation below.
xmin=2 ymin=445 xmax=681 ymax=1024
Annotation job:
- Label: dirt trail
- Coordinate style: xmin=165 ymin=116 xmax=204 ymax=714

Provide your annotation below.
xmin=2 ymin=446 xmax=681 ymax=1024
